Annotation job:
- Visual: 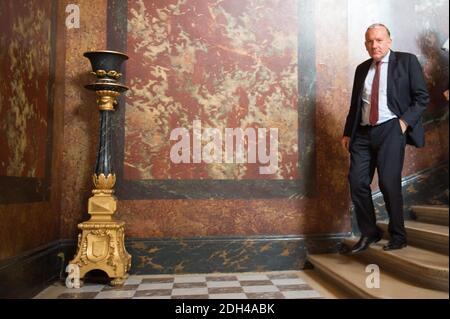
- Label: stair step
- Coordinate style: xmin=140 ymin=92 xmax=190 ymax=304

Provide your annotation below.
xmin=378 ymin=220 xmax=449 ymax=255
xmin=308 ymin=254 xmax=449 ymax=299
xmin=343 ymin=238 xmax=449 ymax=291
xmin=411 ymin=205 xmax=449 ymax=226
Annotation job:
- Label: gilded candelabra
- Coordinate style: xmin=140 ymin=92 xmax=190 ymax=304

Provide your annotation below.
xmin=69 ymin=50 xmax=131 ymax=286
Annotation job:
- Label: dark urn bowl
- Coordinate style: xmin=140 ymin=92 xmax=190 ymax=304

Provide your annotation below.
xmin=84 ymin=50 xmax=128 ymax=73
xmin=84 ymin=50 xmax=129 ymax=92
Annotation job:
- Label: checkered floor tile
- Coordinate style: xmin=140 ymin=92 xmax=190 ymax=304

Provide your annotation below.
xmin=34 ymin=271 xmax=323 ymax=299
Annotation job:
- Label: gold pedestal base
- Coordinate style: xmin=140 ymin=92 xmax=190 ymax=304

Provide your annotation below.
xmin=69 ymin=192 xmax=131 ymax=286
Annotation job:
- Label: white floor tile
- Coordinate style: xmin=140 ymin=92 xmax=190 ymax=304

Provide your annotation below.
xmin=174 ymin=276 xmax=206 ymax=283
xmin=171 ymin=287 xmax=208 ymax=296
xmin=282 ymin=290 xmax=322 ymax=299
xmin=236 ymin=274 xmax=269 ymax=281
xmin=206 ymin=281 xmax=241 ymax=288
xmin=66 ymin=284 xmax=105 ymax=293
xmin=95 ymin=290 xmax=136 ymax=299
xmin=133 ymin=296 xmax=172 ymax=299
xmin=242 ymin=285 xmax=279 ymax=293
xmin=137 ymin=283 xmax=173 ymax=291
xmin=271 ymin=278 xmax=306 ymax=285
xmin=209 ymin=293 xmax=248 ymax=299
xmin=124 ymin=277 xmax=143 ymax=285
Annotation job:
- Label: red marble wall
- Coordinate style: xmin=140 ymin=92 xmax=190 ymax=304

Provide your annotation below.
xmin=116 ymin=199 xmax=322 ymax=237
xmin=0 ymin=0 xmax=50 ymax=178
xmin=87 ymin=0 xmax=447 ymax=240
xmin=1 ymin=0 xmax=441 ymax=244
xmin=0 ymin=0 xmax=60 ymax=260
xmin=114 ymin=0 xmax=340 ymax=238
xmin=125 ymin=0 xmax=298 ymax=180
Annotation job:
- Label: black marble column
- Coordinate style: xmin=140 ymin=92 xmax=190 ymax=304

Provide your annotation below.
xmin=95 ymin=110 xmax=114 ymax=176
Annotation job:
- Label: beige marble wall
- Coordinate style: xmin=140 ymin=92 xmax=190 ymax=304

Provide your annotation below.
xmin=59 ymin=0 xmax=108 ymax=238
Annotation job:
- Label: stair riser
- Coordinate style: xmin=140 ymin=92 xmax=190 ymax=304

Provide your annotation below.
xmin=309 ymin=254 xmax=449 ymax=299
xmin=413 ymin=215 xmax=449 ymax=226
xmin=411 ymin=207 xmax=449 ymax=214
xmin=408 ymin=238 xmax=449 ymax=255
xmin=355 ymin=250 xmax=449 ymax=292
xmin=379 ymin=225 xmax=449 ymax=255
xmin=411 ymin=206 xmax=449 ymax=226
xmin=310 ymin=260 xmax=375 ymax=299
xmin=407 ymin=231 xmax=449 ymax=255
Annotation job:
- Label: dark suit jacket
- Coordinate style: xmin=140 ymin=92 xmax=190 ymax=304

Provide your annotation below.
xmin=343 ymin=50 xmax=429 ymax=147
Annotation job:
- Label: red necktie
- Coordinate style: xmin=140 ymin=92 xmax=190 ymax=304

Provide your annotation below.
xmin=369 ymin=61 xmax=382 ymax=125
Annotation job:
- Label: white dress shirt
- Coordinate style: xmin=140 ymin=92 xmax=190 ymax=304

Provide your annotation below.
xmin=361 ymin=50 xmax=397 ymax=126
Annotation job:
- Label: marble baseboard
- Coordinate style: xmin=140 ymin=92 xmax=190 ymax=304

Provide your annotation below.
xmin=0 ymin=234 xmax=346 ymax=298
xmin=0 ymin=240 xmax=64 ymax=298
xmin=127 ymin=235 xmax=347 ymax=275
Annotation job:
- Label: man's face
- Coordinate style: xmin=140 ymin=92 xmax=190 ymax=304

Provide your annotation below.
xmin=365 ymin=27 xmax=392 ymax=61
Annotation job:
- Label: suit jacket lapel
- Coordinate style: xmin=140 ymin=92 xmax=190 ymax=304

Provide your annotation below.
xmin=387 ymin=50 xmax=397 ymax=103
xmin=356 ymin=60 xmax=372 ymax=108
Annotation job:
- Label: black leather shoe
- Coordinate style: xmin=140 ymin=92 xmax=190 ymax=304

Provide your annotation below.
xmin=383 ymin=241 xmax=407 ymax=251
xmin=350 ymin=234 xmax=382 ymax=254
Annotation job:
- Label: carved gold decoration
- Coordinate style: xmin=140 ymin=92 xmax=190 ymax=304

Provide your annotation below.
xmin=107 ymin=70 xmax=120 ymax=78
xmin=69 ymin=221 xmax=132 ymax=286
xmin=69 ymin=191 xmax=131 ymax=285
xmin=93 ymin=173 xmax=116 ymax=189
xmin=90 ymin=69 xmax=122 ymax=79
xmin=96 ymin=90 xmax=120 ymax=111
xmin=88 ymin=193 xmax=116 ymax=222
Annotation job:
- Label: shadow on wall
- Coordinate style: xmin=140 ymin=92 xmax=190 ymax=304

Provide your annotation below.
xmin=417 ymin=30 xmax=449 ymax=123
xmin=60 ymin=70 xmax=100 ymax=237
xmin=312 ymin=100 xmax=352 ymax=235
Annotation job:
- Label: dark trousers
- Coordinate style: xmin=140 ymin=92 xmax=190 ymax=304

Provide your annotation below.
xmin=349 ymin=118 xmax=407 ymax=242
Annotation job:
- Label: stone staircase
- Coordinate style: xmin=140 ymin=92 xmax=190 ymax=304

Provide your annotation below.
xmin=308 ymin=205 xmax=449 ymax=298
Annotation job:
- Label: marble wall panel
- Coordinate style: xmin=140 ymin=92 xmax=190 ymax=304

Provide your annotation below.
xmin=0 ymin=0 xmax=52 ymax=178
xmin=0 ymin=0 xmax=60 ymax=261
xmin=124 ymin=0 xmax=299 ymax=180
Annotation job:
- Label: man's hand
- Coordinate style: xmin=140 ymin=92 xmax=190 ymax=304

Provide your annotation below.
xmin=399 ymin=118 xmax=408 ymax=134
xmin=341 ymin=136 xmax=350 ymax=152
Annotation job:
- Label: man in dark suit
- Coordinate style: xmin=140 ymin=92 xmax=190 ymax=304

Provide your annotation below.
xmin=342 ymin=23 xmax=429 ymax=254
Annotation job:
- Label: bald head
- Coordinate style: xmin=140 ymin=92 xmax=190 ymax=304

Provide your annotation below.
xmin=365 ymin=23 xmax=392 ymax=61
xmin=366 ymin=23 xmax=391 ymax=38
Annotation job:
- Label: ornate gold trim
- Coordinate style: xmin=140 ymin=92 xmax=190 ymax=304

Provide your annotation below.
xmin=93 ymin=173 xmax=116 ymax=189
xmin=90 ymin=70 xmax=122 ymax=79
xmin=95 ymin=90 xmax=120 ymax=111
xmin=69 ymin=221 xmax=132 ymax=286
